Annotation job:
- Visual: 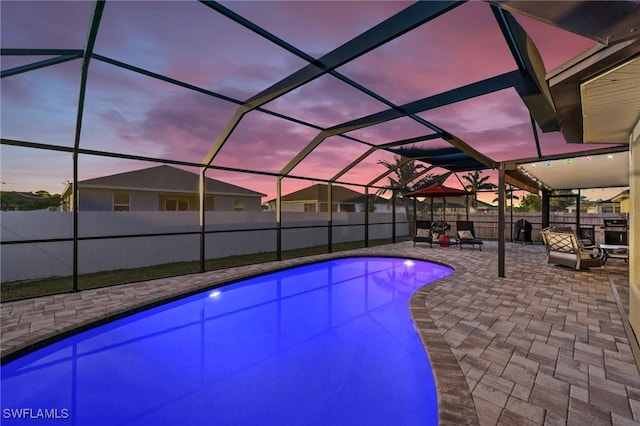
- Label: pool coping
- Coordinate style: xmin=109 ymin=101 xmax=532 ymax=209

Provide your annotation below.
xmin=1 ymin=246 xmax=477 ymax=425
xmin=410 ymin=262 xmax=480 ymax=425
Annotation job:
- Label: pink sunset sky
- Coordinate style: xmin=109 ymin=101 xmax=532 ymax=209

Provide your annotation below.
xmin=0 ymin=1 xmax=627 ymax=203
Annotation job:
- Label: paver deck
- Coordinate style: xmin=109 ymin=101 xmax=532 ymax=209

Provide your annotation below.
xmin=1 ymin=241 xmax=638 ymax=425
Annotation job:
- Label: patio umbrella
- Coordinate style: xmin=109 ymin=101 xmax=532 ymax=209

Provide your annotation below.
xmin=404 ymin=185 xmax=472 ymax=198
xmin=404 ymin=185 xmax=474 ymax=222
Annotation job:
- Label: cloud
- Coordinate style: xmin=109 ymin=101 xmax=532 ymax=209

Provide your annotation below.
xmin=224 ymin=1 xmax=413 ymax=58
xmin=1 ymin=1 xmax=94 ymax=49
xmin=337 ymin=2 xmax=518 ymax=105
xmin=1 ymin=0 xmax=610 ymax=200
xmin=94 ymin=1 xmax=310 ymax=101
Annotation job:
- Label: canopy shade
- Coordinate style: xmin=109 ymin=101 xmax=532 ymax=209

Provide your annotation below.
xmin=389 ymin=147 xmax=488 ymax=172
xmin=404 ymin=185 xmax=474 ymax=198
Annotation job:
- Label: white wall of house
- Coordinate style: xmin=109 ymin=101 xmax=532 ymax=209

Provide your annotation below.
xmin=73 ymin=188 xmax=262 ymax=211
xmin=1 ymin=210 xmax=408 ymax=282
xmin=268 ymin=201 xmax=401 ymax=213
xmin=279 ymin=202 xmax=307 ymax=212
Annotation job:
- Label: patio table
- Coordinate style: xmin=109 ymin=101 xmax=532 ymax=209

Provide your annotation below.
xmin=598 ymin=244 xmax=629 ymax=264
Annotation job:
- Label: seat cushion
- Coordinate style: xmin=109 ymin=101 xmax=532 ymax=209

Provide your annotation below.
xmin=417 ymin=228 xmax=430 ymax=238
xmin=458 ymin=230 xmax=474 ymax=240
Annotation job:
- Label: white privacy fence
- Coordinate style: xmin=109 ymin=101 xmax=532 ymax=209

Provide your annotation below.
xmin=1 ymin=211 xmax=409 ymax=282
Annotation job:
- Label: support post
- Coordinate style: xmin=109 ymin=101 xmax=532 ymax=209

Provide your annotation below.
xmin=365 ymin=186 xmax=370 ymax=247
xmin=199 ymin=168 xmax=206 ymax=272
xmin=392 ymin=189 xmax=397 ymax=243
xmin=71 ymin=2 xmax=105 ymax=292
xmin=328 ymin=182 xmax=333 ymax=253
xmin=509 ymin=185 xmax=514 ymax=242
xmin=276 ymin=177 xmax=282 ymax=260
xmin=498 ymin=163 xmax=506 ymax=277
xmin=576 ymin=189 xmax=581 ymax=233
xmin=542 ymin=189 xmax=550 ymax=229
xmin=73 ymin=155 xmax=78 ymax=292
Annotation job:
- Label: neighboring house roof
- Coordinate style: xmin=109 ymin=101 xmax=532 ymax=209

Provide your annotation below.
xmin=61 ymin=165 xmax=266 ymax=198
xmin=266 ymin=184 xmax=388 ymax=204
xmin=475 ymin=199 xmax=498 ymax=210
xmin=610 ymin=189 xmax=630 ymax=202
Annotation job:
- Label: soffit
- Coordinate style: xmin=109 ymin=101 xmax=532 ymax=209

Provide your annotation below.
xmin=581 ymin=56 xmax=640 ymax=144
xmin=547 ymin=39 xmax=640 ymax=144
xmin=519 ymin=151 xmax=629 ymax=190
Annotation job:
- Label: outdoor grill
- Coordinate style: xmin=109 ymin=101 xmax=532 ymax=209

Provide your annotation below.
xmin=603 ymin=219 xmax=628 ymax=245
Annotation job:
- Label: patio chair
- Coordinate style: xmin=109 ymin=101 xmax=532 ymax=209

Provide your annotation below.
xmin=456 ymin=221 xmax=483 ymax=251
xmin=541 ymin=229 xmax=602 ymax=270
xmin=413 ymin=220 xmax=433 ymax=247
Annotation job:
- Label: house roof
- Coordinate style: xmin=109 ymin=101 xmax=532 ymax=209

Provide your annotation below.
xmin=267 ymin=184 xmax=387 ymax=204
xmin=62 ymin=165 xmax=266 ymax=198
xmin=610 ymin=189 xmax=630 ymax=202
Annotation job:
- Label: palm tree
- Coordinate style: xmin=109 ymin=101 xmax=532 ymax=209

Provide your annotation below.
xmin=462 ymin=170 xmax=496 ymax=210
xmin=377 ymin=155 xmax=437 ymax=233
xmin=492 ymin=187 xmax=520 ymax=207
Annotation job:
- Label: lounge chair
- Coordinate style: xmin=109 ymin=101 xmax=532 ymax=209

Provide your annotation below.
xmin=541 ymin=229 xmax=602 ymax=270
xmin=413 ymin=220 xmax=433 ymax=247
xmin=456 ymin=221 xmax=483 ymax=251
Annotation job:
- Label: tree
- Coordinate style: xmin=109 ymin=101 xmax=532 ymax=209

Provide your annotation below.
xmin=0 ymin=191 xmax=61 ymax=211
xmin=515 ymin=193 xmax=541 ymax=212
xmin=492 ymin=187 xmax=520 ymax=209
xmin=550 ymin=189 xmax=586 ymax=212
xmin=462 ymin=170 xmax=496 ymax=210
xmin=377 ymin=155 xmax=437 ymax=232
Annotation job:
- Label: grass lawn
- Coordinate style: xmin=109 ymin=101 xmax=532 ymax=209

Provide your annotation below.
xmin=1 ymin=237 xmax=409 ymax=302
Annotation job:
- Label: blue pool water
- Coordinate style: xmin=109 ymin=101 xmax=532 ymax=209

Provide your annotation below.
xmin=1 ymin=257 xmax=452 ymax=425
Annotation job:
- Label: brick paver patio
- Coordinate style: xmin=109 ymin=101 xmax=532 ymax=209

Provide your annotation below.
xmin=1 ymin=241 xmax=638 ymax=425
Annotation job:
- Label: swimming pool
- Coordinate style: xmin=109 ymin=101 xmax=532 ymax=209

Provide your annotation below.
xmin=1 ymin=257 xmax=452 ymax=425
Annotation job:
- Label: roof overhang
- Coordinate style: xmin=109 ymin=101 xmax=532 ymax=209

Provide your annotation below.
xmin=489 ymin=1 xmax=640 ymax=46
xmin=518 ymin=150 xmax=629 ymax=190
xmin=547 ymin=39 xmax=640 ymax=144
xmin=504 ymin=171 xmax=541 ymax=194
